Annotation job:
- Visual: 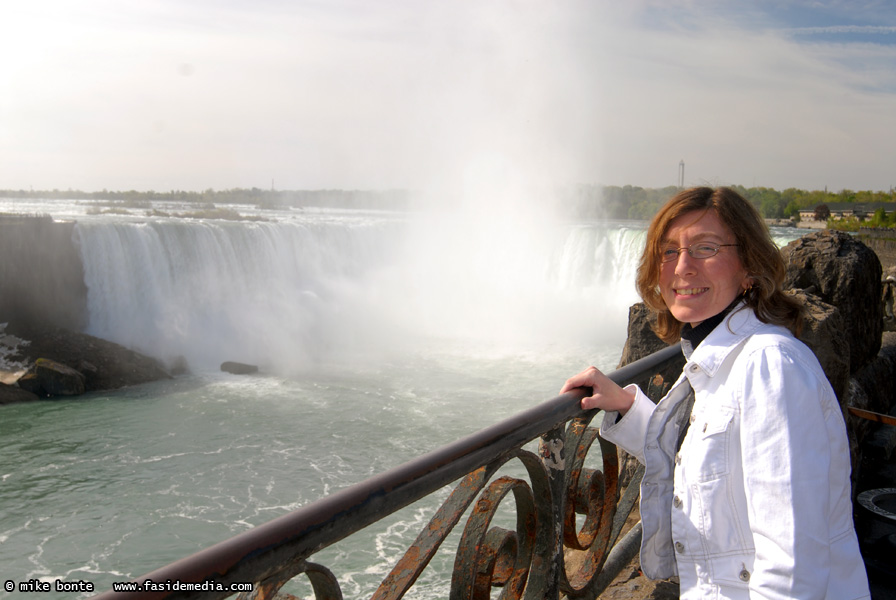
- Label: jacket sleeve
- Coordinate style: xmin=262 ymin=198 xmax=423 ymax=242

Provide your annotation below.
xmin=738 ymin=343 xmax=841 ymax=599
xmin=599 ymin=384 xmax=655 ymax=465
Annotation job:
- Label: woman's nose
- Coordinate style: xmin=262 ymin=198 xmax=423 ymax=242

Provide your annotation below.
xmin=674 ymin=249 xmax=698 ymax=276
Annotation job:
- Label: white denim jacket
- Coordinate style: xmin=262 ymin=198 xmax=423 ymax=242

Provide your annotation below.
xmin=600 ymin=307 xmax=870 ymax=599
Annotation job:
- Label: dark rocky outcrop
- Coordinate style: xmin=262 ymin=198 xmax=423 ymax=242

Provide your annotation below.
xmin=221 ymin=361 xmax=259 ymax=375
xmin=18 ymin=358 xmax=87 ymax=397
xmin=3 ymin=324 xmax=171 ymax=400
xmin=849 ymin=333 xmax=896 ymax=478
xmin=617 ymin=303 xmax=669 ymax=366
xmin=782 ymin=230 xmax=883 ymax=372
xmin=852 ymin=332 xmax=896 ymax=417
xmin=787 ymin=291 xmax=851 ymax=403
xmin=0 ymin=382 xmax=39 ymax=405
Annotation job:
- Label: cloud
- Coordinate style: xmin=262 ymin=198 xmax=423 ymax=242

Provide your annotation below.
xmin=1 ymin=1 xmax=894 ymax=193
xmin=579 ymin=3 xmax=896 ymax=190
xmin=789 ymin=25 xmax=896 ymax=35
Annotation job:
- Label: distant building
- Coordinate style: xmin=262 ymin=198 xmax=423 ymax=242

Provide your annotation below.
xmin=799 ymin=202 xmax=896 ymax=221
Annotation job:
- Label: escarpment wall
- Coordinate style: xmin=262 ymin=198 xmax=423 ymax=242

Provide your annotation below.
xmin=858 ymin=234 xmax=896 ymax=271
xmin=0 ymin=216 xmax=87 ymax=331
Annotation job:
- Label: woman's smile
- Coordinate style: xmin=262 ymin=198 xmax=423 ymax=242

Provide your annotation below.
xmin=674 ymin=287 xmax=709 ymax=296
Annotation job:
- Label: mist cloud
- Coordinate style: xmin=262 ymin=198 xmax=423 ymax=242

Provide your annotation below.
xmin=2 ymin=1 xmax=894 ymax=192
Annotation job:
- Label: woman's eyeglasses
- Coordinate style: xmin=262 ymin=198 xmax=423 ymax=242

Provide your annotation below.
xmin=661 ymin=243 xmax=738 ymax=263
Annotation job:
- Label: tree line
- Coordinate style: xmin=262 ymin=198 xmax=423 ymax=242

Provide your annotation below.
xmin=565 ymin=184 xmax=896 ymax=221
xmin=1 ymin=184 xmax=894 ymax=222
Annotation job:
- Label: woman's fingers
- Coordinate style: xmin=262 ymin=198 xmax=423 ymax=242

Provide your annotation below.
xmin=580 ymin=394 xmax=604 ymax=410
xmin=560 ymin=366 xmax=601 ymax=395
xmin=561 ymin=366 xmax=635 ymax=414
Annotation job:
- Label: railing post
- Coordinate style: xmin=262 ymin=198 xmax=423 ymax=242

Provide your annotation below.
xmin=538 ymin=422 xmax=569 ymax=600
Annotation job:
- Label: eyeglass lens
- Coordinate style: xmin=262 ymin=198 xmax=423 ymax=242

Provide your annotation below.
xmin=662 ymin=243 xmax=722 ymax=262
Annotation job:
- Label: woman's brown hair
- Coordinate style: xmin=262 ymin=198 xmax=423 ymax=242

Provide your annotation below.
xmin=636 ymin=186 xmax=802 ymax=343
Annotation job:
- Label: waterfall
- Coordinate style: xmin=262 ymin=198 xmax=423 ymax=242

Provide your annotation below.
xmin=74 ymin=213 xmax=645 ymax=372
xmin=550 ymin=223 xmax=644 ymax=293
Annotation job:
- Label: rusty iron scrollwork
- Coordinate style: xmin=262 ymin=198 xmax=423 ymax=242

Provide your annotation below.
xmin=449 ymin=450 xmax=554 ymax=600
xmin=236 ymin=560 xmax=342 ymax=600
xmin=559 ymin=416 xmax=620 ymax=597
xmin=371 ymin=463 xmax=501 ymax=600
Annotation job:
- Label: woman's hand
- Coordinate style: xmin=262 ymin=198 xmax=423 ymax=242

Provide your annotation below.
xmin=560 ymin=366 xmax=636 ymax=415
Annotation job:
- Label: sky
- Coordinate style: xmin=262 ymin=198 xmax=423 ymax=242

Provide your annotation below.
xmin=1 ymin=0 xmax=895 ymax=194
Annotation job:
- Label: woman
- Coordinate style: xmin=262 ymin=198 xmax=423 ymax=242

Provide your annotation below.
xmin=561 ymin=187 xmax=870 ymax=599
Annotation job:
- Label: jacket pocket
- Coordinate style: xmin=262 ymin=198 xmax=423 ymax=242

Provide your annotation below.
xmin=693 ymin=476 xmax=751 ymax=555
xmin=702 ymin=408 xmax=733 ymax=437
xmin=687 ymin=407 xmax=734 ymax=481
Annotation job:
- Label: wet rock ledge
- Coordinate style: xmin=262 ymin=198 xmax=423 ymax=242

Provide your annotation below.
xmin=0 ymin=324 xmax=171 ymax=405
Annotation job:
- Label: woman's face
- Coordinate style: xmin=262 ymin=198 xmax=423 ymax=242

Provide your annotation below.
xmin=659 ymin=209 xmax=750 ymax=328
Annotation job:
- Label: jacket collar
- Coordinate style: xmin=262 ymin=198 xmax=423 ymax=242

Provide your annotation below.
xmin=684 ymin=302 xmax=764 ymax=377
xmin=680 ymin=298 xmax=739 ymax=358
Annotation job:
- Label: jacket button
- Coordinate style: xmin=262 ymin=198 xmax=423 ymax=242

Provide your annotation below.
xmin=673 ymin=495 xmax=682 ymax=508
xmin=689 ymin=414 xmax=696 ymax=424
xmin=675 ymin=453 xmax=682 ymax=465
xmin=674 ymin=541 xmax=685 ymax=553
xmin=739 ymin=569 xmax=751 ymax=582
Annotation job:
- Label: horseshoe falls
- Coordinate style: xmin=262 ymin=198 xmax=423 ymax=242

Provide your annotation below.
xmin=73 ymin=209 xmax=645 ymax=373
xmin=0 ymin=199 xmax=801 ymax=599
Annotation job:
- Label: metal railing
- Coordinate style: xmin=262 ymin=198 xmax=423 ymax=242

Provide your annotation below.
xmin=92 ymin=344 xmax=684 ymax=600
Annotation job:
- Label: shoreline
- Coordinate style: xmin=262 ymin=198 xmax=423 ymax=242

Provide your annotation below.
xmin=0 ymin=324 xmax=30 ymax=384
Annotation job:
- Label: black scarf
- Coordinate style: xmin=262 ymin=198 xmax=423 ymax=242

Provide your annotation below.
xmin=679 ymin=298 xmax=741 ymax=358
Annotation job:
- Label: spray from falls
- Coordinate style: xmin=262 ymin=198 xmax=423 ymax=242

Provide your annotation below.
xmin=74 ymin=207 xmax=645 ymax=374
